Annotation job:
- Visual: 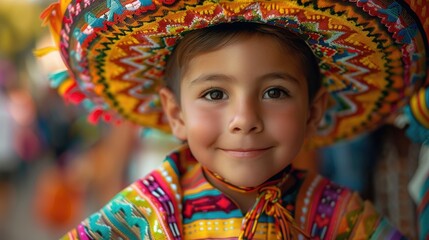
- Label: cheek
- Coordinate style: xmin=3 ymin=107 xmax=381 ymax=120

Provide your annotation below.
xmin=184 ymin=103 xmax=223 ymax=143
xmin=264 ymin=105 xmax=308 ymax=141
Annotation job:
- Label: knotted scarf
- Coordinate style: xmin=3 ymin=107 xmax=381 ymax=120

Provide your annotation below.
xmin=203 ymin=166 xmax=311 ymax=239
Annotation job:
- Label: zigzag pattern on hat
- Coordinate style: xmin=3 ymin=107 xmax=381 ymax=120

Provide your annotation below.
xmin=39 ymin=0 xmax=427 ymax=147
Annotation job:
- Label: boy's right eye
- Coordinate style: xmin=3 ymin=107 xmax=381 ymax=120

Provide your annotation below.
xmin=202 ymin=89 xmax=227 ymax=100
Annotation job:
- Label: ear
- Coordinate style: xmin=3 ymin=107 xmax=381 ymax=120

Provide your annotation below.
xmin=306 ymin=88 xmax=328 ymax=137
xmin=159 ymin=87 xmax=187 ymax=140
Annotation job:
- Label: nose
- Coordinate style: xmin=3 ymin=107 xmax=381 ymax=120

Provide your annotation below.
xmin=228 ymin=99 xmax=263 ymax=134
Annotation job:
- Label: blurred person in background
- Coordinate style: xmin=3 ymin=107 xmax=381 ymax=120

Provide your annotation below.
xmin=0 ymin=58 xmax=21 ymax=238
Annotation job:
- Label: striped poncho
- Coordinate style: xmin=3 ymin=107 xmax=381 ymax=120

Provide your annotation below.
xmin=62 ymin=145 xmax=404 ymax=239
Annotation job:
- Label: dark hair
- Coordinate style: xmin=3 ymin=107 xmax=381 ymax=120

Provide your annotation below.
xmin=164 ymin=22 xmax=322 ymax=102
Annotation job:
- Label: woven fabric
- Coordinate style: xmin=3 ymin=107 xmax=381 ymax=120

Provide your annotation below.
xmin=40 ymin=0 xmax=428 ymax=147
xmin=61 ymin=145 xmax=405 ymax=239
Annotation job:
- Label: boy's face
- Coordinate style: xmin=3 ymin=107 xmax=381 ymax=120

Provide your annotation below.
xmin=161 ymin=35 xmax=326 ymax=187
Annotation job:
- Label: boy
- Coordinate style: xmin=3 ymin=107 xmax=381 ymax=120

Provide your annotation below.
xmin=39 ymin=0 xmax=427 ymax=239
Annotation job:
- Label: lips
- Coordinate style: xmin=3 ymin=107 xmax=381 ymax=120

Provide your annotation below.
xmin=220 ymin=147 xmax=272 ymax=158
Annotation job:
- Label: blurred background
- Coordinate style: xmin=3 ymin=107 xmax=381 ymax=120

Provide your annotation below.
xmin=0 ymin=1 xmax=181 ymax=238
xmin=0 ymin=0 xmax=423 ymax=239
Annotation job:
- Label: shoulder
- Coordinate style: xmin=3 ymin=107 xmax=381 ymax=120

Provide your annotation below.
xmin=293 ymin=172 xmax=405 ymax=239
xmin=293 ymin=171 xmax=352 ymax=229
xmin=61 ymin=159 xmax=185 ymax=240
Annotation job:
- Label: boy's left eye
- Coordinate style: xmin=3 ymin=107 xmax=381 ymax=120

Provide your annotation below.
xmin=263 ymin=88 xmax=289 ymax=99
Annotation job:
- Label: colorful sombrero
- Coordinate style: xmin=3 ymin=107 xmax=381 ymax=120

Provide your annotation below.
xmin=38 ymin=0 xmax=428 ymax=147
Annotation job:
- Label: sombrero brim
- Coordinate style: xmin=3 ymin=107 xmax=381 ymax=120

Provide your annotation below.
xmin=40 ymin=0 xmax=428 ymax=147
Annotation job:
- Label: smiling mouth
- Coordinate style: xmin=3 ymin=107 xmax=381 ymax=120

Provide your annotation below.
xmin=220 ymin=147 xmax=272 ymax=158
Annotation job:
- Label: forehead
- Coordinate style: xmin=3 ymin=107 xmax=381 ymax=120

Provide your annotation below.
xmin=178 ymin=29 xmax=303 ymax=69
xmin=181 ymin=35 xmax=307 ymax=86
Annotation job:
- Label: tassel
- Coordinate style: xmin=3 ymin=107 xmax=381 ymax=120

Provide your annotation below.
xmin=82 ymin=99 xmax=96 ymax=111
xmin=40 ymin=0 xmax=71 ymax=43
xmin=33 ymin=46 xmax=58 ymax=57
xmin=37 ymin=0 xmax=116 ymax=127
xmin=88 ymin=109 xmax=104 ymax=124
xmin=48 ymin=70 xmax=70 ymax=88
xmin=68 ymin=92 xmax=86 ymax=104
xmin=58 ymin=78 xmax=76 ymax=96
xmin=40 ymin=2 xmax=62 ymax=43
xmin=103 ymin=112 xmax=113 ymax=122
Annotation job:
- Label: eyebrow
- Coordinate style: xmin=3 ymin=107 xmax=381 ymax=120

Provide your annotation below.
xmin=256 ymin=72 xmax=301 ymax=85
xmin=189 ymin=74 xmax=232 ymax=86
xmin=189 ymin=72 xmax=302 ymax=86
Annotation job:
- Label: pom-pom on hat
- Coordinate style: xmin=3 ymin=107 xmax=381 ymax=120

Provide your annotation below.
xmin=38 ymin=0 xmax=428 ymax=147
